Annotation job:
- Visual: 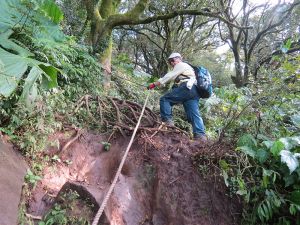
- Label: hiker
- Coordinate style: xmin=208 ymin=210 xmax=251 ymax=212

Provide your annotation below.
xmin=148 ymin=53 xmax=207 ymax=141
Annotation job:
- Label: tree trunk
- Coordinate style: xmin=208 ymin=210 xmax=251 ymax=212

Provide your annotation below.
xmin=92 ymin=23 xmax=113 ymax=88
xmin=231 ymin=46 xmax=244 ymax=87
xmin=85 ymin=0 xmax=150 ymax=88
xmin=243 ymin=58 xmax=250 ymax=85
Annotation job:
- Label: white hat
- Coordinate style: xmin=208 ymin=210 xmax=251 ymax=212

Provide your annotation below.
xmin=168 ymin=52 xmax=182 ymax=59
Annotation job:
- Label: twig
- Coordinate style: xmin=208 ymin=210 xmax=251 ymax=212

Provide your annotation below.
xmin=117 ymin=126 xmax=127 ymax=138
xmin=142 ymin=131 xmax=156 ymax=147
xmin=150 ymin=124 xmax=163 ymax=138
xmin=61 ymin=129 xmax=83 ymax=152
xmin=128 ymin=105 xmax=138 ymax=122
xmin=121 ymin=112 xmax=136 ymax=125
xmin=168 ymin=176 xmax=183 ymax=185
xmin=97 ymin=96 xmax=104 ymax=125
xmin=107 ymin=128 xmax=117 ymax=142
xmin=84 ymin=95 xmax=94 ymax=118
xmin=72 ymin=95 xmax=86 ymax=114
xmin=113 ymin=98 xmax=157 ymax=119
xmin=109 ymin=98 xmax=121 ymax=123
xmin=73 ymin=100 xmax=85 ymax=114
xmin=163 ymin=123 xmax=189 ymax=136
xmin=219 ymin=101 xmax=253 ymax=141
xmin=25 ymin=213 xmax=42 ymax=220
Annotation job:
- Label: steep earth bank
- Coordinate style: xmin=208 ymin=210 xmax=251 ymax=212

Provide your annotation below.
xmin=27 ymin=129 xmax=241 ymax=225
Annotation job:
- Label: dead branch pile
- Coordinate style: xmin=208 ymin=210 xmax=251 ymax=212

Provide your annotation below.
xmin=70 ymin=95 xmax=189 ymax=139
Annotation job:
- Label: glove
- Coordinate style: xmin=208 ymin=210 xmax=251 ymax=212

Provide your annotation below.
xmin=147 ymin=83 xmax=156 ymax=90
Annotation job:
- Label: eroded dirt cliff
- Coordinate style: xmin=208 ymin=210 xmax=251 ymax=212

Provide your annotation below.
xmin=27 ymin=129 xmax=241 ymax=225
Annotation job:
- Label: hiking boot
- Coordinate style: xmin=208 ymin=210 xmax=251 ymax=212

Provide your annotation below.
xmin=194 ymin=134 xmax=208 ymax=143
xmin=162 ymin=120 xmax=175 ymax=126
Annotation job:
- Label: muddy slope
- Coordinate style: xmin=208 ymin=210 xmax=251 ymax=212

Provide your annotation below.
xmin=28 ymin=130 xmax=240 ymax=225
xmin=0 ymin=139 xmax=27 ymax=225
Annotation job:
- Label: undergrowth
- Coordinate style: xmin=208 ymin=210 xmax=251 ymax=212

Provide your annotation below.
xmin=199 ymin=52 xmax=300 ymax=224
xmin=39 ymin=190 xmax=94 ymax=225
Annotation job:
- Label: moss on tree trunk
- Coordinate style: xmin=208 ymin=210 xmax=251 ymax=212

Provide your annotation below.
xmin=83 ymin=0 xmax=150 ymax=88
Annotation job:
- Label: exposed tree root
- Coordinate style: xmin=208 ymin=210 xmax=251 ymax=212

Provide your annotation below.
xmin=61 ymin=128 xmax=84 ymax=152
xmin=70 ymin=95 xmax=189 ymax=138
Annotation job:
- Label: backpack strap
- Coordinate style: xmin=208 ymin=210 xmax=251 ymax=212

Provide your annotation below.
xmin=174 ymin=74 xmax=189 ymax=83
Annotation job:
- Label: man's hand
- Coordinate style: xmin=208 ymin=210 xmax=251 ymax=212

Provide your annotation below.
xmin=147 ymin=83 xmax=156 ymax=90
xmin=147 ymin=81 xmax=160 ymax=90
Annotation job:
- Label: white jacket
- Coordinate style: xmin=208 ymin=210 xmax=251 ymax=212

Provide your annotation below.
xmin=158 ymin=62 xmax=196 ymax=89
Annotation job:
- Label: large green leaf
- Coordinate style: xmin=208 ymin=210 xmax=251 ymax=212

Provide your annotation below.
xmin=0 ymin=0 xmax=65 ymax=42
xmin=284 ymin=175 xmax=297 ymax=187
xmin=237 ymin=134 xmax=257 ymax=148
xmin=289 ymin=190 xmax=300 ymax=205
xmin=237 ymin=146 xmax=256 ymax=158
xmin=263 ymin=140 xmax=274 ymax=149
xmin=256 ymin=148 xmax=269 ymax=163
xmin=40 ymin=64 xmax=58 ymax=89
xmin=270 ymin=140 xmax=285 ymax=156
xmin=0 ymin=30 xmax=58 ymax=100
xmin=0 ymin=48 xmax=28 ymax=96
xmin=0 ymin=0 xmax=23 ymax=31
xmin=280 ymin=150 xmax=300 ymax=174
xmin=20 ymin=66 xmax=41 ymax=106
xmin=0 ymin=30 xmax=33 ymax=57
xmin=279 ymin=137 xmax=300 ymax=151
xmin=39 ymin=0 xmax=64 ymax=24
xmin=33 ymin=19 xmax=65 ymax=43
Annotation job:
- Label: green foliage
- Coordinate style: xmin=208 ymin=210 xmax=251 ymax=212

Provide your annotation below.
xmin=39 ymin=204 xmax=68 ymax=225
xmin=230 ymin=133 xmax=300 ymax=224
xmin=0 ymin=0 xmax=104 ymax=158
xmin=39 ymin=190 xmax=93 ymax=225
xmin=281 ymin=39 xmax=292 ymax=54
xmin=111 ymin=53 xmax=160 ymax=107
xmin=190 ymin=50 xmax=233 ymax=87
xmin=0 ymin=30 xmax=59 ymax=101
xmin=0 ymin=0 xmax=24 ymax=30
xmin=203 ymin=50 xmax=299 ymax=139
xmin=37 ymin=0 xmax=64 ymax=24
xmin=0 ymin=0 xmax=65 ymax=41
xmin=1 ymin=94 xmax=63 ymax=156
xmin=0 ymin=0 xmax=66 ymax=106
xmin=200 ymin=85 xmax=254 ymax=139
xmin=212 ymin=53 xmax=300 ymax=224
xmin=25 ymin=168 xmax=42 ymax=187
xmin=27 ymin=38 xmax=103 ymax=100
xmin=101 ymin=141 xmax=111 ymax=151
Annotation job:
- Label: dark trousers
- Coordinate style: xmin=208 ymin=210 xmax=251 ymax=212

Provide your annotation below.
xmin=160 ymin=83 xmax=206 ymax=136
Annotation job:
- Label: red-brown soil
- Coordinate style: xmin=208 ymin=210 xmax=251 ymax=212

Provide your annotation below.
xmin=27 ymin=129 xmax=241 ymax=225
xmin=0 ymin=139 xmax=27 ymax=225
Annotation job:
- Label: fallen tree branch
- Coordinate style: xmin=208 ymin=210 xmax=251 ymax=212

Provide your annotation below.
xmin=25 ymin=213 xmax=42 ymax=220
xmin=61 ymin=128 xmax=83 ymax=152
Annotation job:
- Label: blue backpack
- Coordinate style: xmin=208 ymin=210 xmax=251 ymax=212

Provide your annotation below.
xmin=189 ymin=64 xmax=213 ymax=98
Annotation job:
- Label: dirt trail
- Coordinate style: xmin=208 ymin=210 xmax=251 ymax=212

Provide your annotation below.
xmin=28 ymin=130 xmax=241 ymax=224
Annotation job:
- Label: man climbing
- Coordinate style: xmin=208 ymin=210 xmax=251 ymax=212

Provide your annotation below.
xmin=148 ymin=53 xmax=207 ymax=141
